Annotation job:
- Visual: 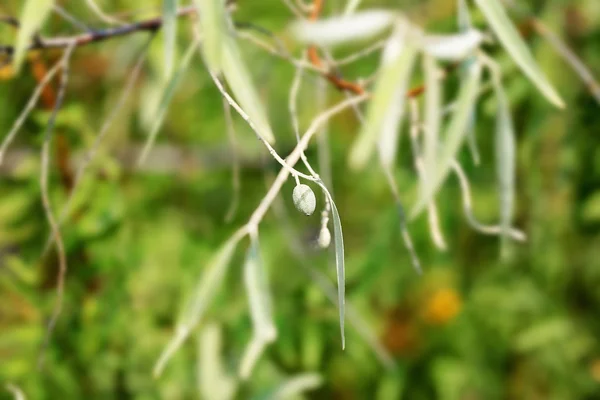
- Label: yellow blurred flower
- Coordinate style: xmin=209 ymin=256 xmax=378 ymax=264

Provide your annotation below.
xmin=0 ymin=64 xmax=15 ymax=80
xmin=422 ymin=287 xmax=462 ymax=325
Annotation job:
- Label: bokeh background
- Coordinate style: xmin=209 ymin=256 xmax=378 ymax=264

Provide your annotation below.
xmin=1 ymin=0 xmax=600 ymax=399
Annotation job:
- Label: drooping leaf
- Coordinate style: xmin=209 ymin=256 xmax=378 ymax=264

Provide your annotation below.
xmin=291 ymin=10 xmax=396 ymax=47
xmin=162 ymin=0 xmax=178 ymax=79
xmin=329 ymin=197 xmax=345 ymax=349
xmin=198 ymin=324 xmax=238 ymax=400
xmin=457 ymin=0 xmax=472 ymax=30
xmin=343 ymin=0 xmax=364 ymax=16
xmin=422 ymin=53 xmax=442 ymax=193
xmin=315 ymin=180 xmax=346 ymax=349
xmin=221 ymin=37 xmax=275 ymax=143
xmin=13 ymin=0 xmax=54 ymax=72
xmin=194 ymin=0 xmax=227 ymax=72
xmin=267 ymin=373 xmax=323 ymax=399
xmin=138 ymin=41 xmax=196 ymax=165
xmin=411 ymin=61 xmax=482 ymax=218
xmin=239 ymin=236 xmax=276 ymax=378
xmin=421 ymin=30 xmax=484 ymax=61
xmin=350 ymin=26 xmax=417 ymax=170
xmin=493 ymin=75 xmax=516 ymax=257
xmin=153 ymin=234 xmax=241 ymax=377
xmin=244 ymin=236 xmax=276 ymax=341
xmin=474 ymin=0 xmax=565 ymax=108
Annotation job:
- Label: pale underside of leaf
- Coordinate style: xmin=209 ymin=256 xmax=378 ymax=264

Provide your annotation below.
xmin=411 ymin=61 xmax=482 ymax=218
xmin=493 ymin=76 xmax=516 ymax=256
xmin=291 ymin=10 xmax=396 ymax=47
xmin=163 ymin=0 xmax=178 ymax=79
xmin=194 ymin=0 xmax=227 ymax=72
xmin=474 ymin=0 xmax=565 ymax=109
xmin=222 ymin=37 xmax=275 ymax=144
xmin=350 ymin=28 xmax=418 ymax=170
xmin=13 ymin=0 xmax=55 ymax=72
xmin=421 ymin=30 xmax=484 ymax=61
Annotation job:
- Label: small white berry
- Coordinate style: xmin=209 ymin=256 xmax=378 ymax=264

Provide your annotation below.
xmin=292 ymin=184 xmax=316 ymax=216
xmin=318 ymin=226 xmax=331 ymax=248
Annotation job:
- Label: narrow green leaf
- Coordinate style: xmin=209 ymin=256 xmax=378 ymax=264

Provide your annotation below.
xmin=474 ymin=0 xmax=565 ymax=108
xmin=268 ymin=373 xmax=323 ymax=399
xmin=315 ymin=180 xmax=346 ymax=349
xmin=194 ymin=0 xmax=227 ymax=72
xmin=291 ymin=10 xmax=395 ymax=47
xmin=222 ymin=37 xmax=275 ymax=143
xmin=138 ymin=41 xmax=196 ymax=166
xmin=411 ymin=61 xmax=482 ymax=218
xmin=376 ymin=82 xmax=409 ymax=169
xmin=13 ymin=0 xmax=54 ymax=72
xmin=244 ymin=237 xmax=276 ymax=341
xmin=493 ymin=76 xmax=515 ymax=258
xmin=457 ymin=0 xmax=471 ymax=29
xmin=183 ymin=236 xmax=239 ymax=326
xmin=329 ymin=198 xmax=345 ymax=349
xmin=198 ymin=324 xmax=238 ymax=400
xmin=422 ymin=54 xmax=442 ymax=193
xmin=350 ymin=27 xmax=417 ymax=170
xmin=153 ymin=234 xmax=241 ymax=377
xmin=162 ymin=0 xmax=178 ymax=79
xmin=343 ymin=0 xmax=364 ymax=15
xmin=239 ymin=236 xmax=276 ymax=378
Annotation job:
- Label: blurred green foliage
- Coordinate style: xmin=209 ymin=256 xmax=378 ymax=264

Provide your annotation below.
xmin=1 ymin=0 xmax=600 ymax=399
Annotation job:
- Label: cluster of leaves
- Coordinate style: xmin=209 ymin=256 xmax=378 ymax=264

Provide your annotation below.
xmin=1 ymin=0 xmax=600 ymax=398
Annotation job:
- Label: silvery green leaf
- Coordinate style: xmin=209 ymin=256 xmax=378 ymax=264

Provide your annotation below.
xmin=194 ymin=0 xmax=227 ymax=72
xmin=315 ymin=180 xmax=346 ymax=349
xmin=267 ymin=373 xmax=323 ymax=399
xmin=343 ymin=0 xmax=364 ymax=16
xmin=162 ymin=0 xmax=178 ymax=79
xmin=153 ymin=234 xmax=240 ymax=377
xmin=329 ymin=197 xmax=345 ymax=349
xmin=493 ymin=77 xmax=515 ymax=257
xmin=423 ymin=53 xmax=442 ymax=191
xmin=181 ymin=236 xmax=240 ymax=335
xmin=222 ymin=38 xmax=275 ymax=143
xmin=376 ymin=82 xmax=408 ymax=169
xmin=411 ymin=61 xmax=482 ymax=218
xmin=239 ymin=236 xmax=276 ymax=378
xmin=199 ymin=324 xmax=238 ymax=400
xmin=421 ymin=30 xmax=484 ymax=61
xmin=138 ymin=41 xmax=196 ymax=165
xmin=13 ymin=0 xmax=54 ymax=71
xmin=291 ymin=10 xmax=396 ymax=47
xmin=474 ymin=0 xmax=565 ymax=108
xmin=350 ymin=26 xmax=417 ymax=170
xmin=457 ymin=0 xmax=472 ymax=30
xmin=243 ymin=238 xmax=276 ymax=342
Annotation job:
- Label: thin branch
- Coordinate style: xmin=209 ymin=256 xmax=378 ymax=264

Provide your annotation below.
xmin=37 ymin=41 xmax=77 ymax=369
xmin=0 ymin=6 xmax=197 ymax=55
xmin=0 ymin=60 xmax=63 ymax=165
